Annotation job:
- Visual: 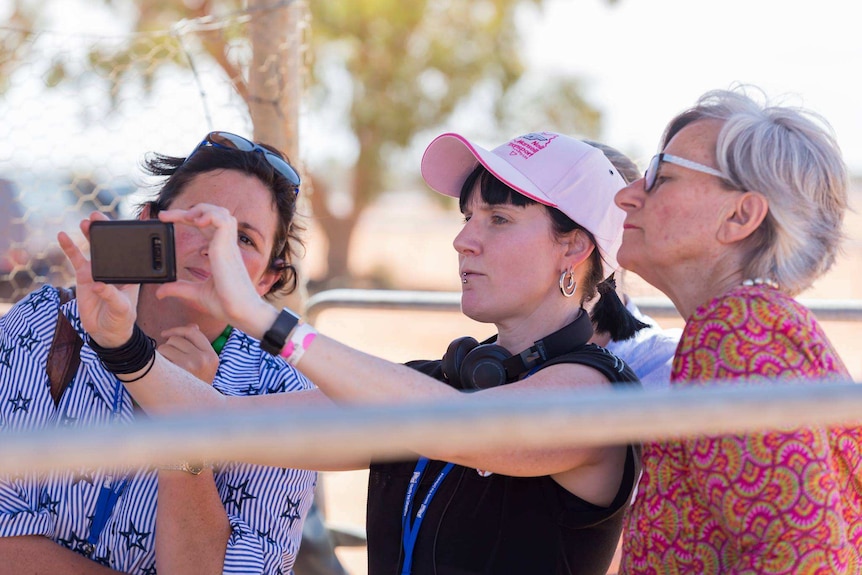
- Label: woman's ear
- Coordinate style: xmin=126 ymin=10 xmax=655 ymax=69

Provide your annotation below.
xmin=139 ymin=202 xmax=152 ymax=220
xmin=718 ymin=191 xmax=769 ymax=244
xmin=255 ymin=270 xmax=280 ymax=297
xmin=256 ymin=259 xmax=289 ymax=296
xmin=139 ymin=201 xmax=161 ymax=221
xmin=564 ymin=229 xmax=595 ymax=268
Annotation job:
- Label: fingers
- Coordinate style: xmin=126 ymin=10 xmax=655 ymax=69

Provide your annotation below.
xmin=156 ymin=204 xmax=259 ymax=325
xmin=79 ymin=211 xmax=110 ymax=242
xmin=161 ymin=324 xmax=211 ymax=352
xmin=61 ymin=211 xmax=114 ymax=271
xmin=159 ymin=204 xmax=240 ymax=259
xmin=158 ymin=204 xmax=235 ymax=231
xmin=58 ymin=230 xmax=100 ymax=293
xmin=57 ymin=231 xmax=88 ymax=271
xmin=157 ymin=323 xmax=220 ymax=384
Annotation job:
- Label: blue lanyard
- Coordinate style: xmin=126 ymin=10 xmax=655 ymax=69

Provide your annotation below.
xmin=398 ymin=368 xmax=540 ymax=573
xmin=86 ymin=378 xmax=130 ymax=549
xmin=87 ymin=475 xmax=130 ymax=547
xmin=111 ymin=377 xmax=125 ymax=415
xmin=400 ymin=457 xmax=454 ymax=575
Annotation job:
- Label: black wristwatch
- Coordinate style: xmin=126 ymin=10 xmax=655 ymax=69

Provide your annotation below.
xmin=260 ymin=308 xmax=301 ymax=355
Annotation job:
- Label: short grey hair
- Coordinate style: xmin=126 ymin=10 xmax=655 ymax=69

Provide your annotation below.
xmin=662 ymin=88 xmax=848 ymax=295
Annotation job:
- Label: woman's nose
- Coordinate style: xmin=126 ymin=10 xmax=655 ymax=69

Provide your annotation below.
xmin=615 ymin=179 xmax=645 ymax=211
xmin=452 ymin=221 xmax=478 ymax=255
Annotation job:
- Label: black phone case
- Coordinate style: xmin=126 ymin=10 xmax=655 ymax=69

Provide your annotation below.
xmin=89 ymin=221 xmax=177 ymax=283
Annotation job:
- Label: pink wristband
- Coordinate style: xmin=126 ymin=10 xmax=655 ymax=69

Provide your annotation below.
xmin=279 ymin=322 xmax=318 ymax=366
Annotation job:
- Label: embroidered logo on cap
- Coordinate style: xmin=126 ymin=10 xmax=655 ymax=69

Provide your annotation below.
xmin=506 ymin=132 xmax=559 ymax=160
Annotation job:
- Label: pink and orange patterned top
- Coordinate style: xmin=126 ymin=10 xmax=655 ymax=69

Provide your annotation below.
xmin=620 ymin=285 xmax=862 ymax=574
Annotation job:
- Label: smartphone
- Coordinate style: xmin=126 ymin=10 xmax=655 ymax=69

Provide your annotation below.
xmin=89 ymin=220 xmax=176 ymax=283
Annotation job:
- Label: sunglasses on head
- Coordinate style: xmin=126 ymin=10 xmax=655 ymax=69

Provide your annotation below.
xmin=644 ymin=152 xmax=729 ymax=193
xmin=187 ymin=131 xmax=301 ymax=194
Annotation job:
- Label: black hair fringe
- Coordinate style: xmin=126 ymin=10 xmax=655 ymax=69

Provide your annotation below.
xmin=590 ymin=274 xmax=649 ymax=341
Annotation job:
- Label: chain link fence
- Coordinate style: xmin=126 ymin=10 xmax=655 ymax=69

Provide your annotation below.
xmin=0 ymin=9 xmax=279 ymax=303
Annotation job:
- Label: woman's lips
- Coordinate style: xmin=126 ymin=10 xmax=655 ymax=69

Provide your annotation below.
xmin=187 ymin=267 xmax=211 ymax=281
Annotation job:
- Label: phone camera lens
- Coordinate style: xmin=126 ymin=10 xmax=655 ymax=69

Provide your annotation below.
xmin=152 ymin=237 xmax=163 ymax=270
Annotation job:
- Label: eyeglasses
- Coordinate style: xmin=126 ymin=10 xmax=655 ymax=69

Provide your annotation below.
xmin=644 ymin=152 xmax=729 ymax=193
xmin=187 ymin=131 xmax=301 ymax=194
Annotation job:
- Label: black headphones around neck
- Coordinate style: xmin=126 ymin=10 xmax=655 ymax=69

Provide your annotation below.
xmin=441 ymin=310 xmax=594 ymax=391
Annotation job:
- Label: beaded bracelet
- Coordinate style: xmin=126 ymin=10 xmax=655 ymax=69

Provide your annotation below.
xmin=89 ymin=324 xmax=156 ymax=375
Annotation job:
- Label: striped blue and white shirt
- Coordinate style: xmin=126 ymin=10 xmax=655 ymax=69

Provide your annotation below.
xmin=0 ymin=285 xmax=317 ymax=574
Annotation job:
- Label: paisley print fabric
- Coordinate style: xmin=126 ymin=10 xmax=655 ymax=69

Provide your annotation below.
xmin=621 ymin=285 xmax=862 ymax=574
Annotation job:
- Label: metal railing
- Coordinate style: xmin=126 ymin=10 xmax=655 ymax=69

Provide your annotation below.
xmin=306 ymin=288 xmax=862 ymax=323
xmin=5 ymin=289 xmax=860 ymax=323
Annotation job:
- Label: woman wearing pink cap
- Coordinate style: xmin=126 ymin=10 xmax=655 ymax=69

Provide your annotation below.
xmin=63 ymin=132 xmax=645 ymax=574
xmin=614 ymin=89 xmax=862 ymax=574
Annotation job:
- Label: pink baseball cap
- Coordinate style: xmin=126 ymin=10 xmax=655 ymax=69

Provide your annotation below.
xmin=420 ymin=131 xmax=627 ymax=276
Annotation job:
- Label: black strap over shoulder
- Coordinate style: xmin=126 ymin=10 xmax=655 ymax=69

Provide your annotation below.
xmin=498 ymin=309 xmax=595 ymax=379
xmin=542 ymin=343 xmax=640 ymax=387
xmin=45 ymin=286 xmax=82 ymax=407
xmin=404 ymin=358 xmax=445 ymax=380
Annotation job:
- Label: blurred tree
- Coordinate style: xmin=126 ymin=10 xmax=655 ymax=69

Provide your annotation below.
xmin=0 ymin=0 xmax=607 ymax=290
xmin=307 ymin=0 xmax=603 ymax=287
xmin=1 ymin=0 xmax=310 ymax=308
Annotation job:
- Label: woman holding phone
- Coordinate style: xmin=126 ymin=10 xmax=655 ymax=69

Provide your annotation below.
xmin=0 ymin=132 xmax=316 ymax=575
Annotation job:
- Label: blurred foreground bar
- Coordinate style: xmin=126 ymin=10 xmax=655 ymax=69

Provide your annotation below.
xmin=1 ymin=380 xmax=861 ymax=475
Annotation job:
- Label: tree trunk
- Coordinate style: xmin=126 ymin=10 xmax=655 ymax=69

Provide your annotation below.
xmin=247 ymin=0 xmax=305 ymax=159
xmin=308 ymin=135 xmax=382 ymax=288
xmin=248 ymin=0 xmax=309 ymax=311
xmin=321 ymin=212 xmax=360 ymax=287
xmin=307 ymin=175 xmax=359 ymax=288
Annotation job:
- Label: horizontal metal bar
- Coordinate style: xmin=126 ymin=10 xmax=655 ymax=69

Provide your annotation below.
xmin=307 ymin=289 xmax=862 ymax=323
xmin=306 ymin=289 xmax=463 ymax=320
xmin=1 ymin=380 xmax=861 ymax=475
xmin=3 ymin=290 xmax=860 ymax=323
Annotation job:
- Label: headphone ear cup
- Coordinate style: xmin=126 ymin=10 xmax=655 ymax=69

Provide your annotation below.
xmin=459 ymin=344 xmax=513 ymax=391
xmin=441 ymin=336 xmax=479 ymax=390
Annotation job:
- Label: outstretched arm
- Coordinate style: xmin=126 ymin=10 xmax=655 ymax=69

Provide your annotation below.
xmin=153 ymin=205 xmax=464 ymax=406
xmin=152 ymin=205 xmax=624 ymax=497
xmin=57 ymin=214 xmax=354 ymax=466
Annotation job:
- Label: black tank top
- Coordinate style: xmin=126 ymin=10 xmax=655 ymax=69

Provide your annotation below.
xmin=367 ymin=344 xmax=641 ymax=575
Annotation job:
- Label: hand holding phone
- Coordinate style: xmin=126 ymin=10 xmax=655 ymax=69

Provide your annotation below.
xmin=89 ymin=221 xmax=177 ymax=284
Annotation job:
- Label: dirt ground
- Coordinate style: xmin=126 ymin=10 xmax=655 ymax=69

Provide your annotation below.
xmin=306 ymin=183 xmax=862 ymax=574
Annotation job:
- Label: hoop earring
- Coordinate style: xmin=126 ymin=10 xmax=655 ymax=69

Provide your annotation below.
xmin=559 ymin=269 xmax=576 ymax=298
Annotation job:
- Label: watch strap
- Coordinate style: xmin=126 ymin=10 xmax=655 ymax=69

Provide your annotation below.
xmin=160 ymin=461 xmax=211 ymax=475
xmin=260 ymin=308 xmax=301 ymax=356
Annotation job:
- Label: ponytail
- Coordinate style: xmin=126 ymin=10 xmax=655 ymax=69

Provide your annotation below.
xmin=589 ymin=273 xmax=648 ymax=341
